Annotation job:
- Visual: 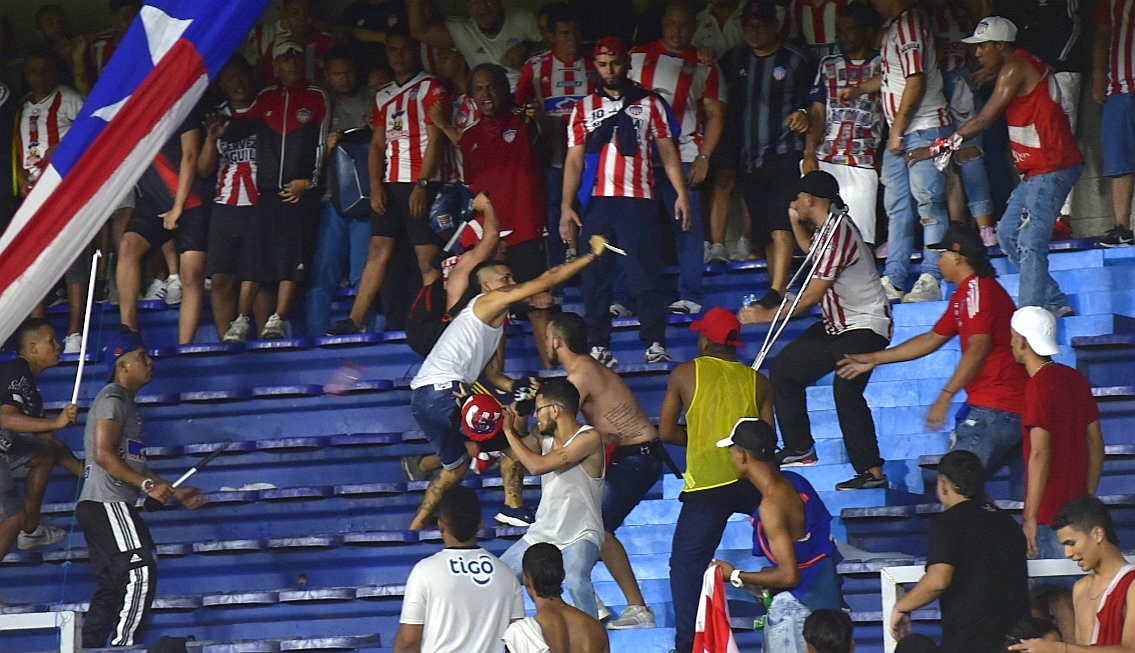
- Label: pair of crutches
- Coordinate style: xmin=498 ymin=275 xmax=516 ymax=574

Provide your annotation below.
xmin=750 ymin=207 xmax=849 ymax=372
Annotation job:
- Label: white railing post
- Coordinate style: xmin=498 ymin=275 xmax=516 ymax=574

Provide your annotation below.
xmin=0 ymin=610 xmax=82 ymax=652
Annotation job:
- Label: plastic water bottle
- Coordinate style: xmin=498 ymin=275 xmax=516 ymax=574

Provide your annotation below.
xmin=741 ymin=294 xmax=759 ymax=308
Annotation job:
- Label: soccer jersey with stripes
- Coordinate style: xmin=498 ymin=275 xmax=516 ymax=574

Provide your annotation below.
xmin=515 ymin=51 xmax=598 ymax=166
xmin=1095 ymin=0 xmax=1135 ymax=95
xmin=784 ymin=0 xmax=850 ymax=60
xmin=212 ymin=103 xmax=259 ymax=206
xmin=880 ymin=8 xmax=950 ymax=133
xmin=373 ymin=72 xmax=450 ymax=183
xmin=812 ymin=213 xmax=892 ymax=339
xmin=17 ymin=85 xmax=84 ymax=187
xmin=809 ymin=52 xmax=883 ymax=168
xmin=629 ymin=40 xmax=726 ymax=163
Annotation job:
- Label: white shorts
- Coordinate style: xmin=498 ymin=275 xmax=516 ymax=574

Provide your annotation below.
xmin=819 ymin=161 xmax=878 ymax=245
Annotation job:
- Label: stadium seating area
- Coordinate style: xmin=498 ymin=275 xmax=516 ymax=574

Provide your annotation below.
xmin=3 ymin=242 xmax=1135 ymax=653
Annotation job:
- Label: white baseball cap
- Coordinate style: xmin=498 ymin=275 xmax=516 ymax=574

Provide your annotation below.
xmin=1011 ymin=306 xmax=1061 ymax=356
xmin=962 ymin=17 xmax=1018 ymax=44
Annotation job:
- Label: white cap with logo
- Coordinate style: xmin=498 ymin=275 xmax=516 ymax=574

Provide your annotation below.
xmin=962 ymin=16 xmax=1018 ymax=44
xmin=1011 ymin=306 xmax=1061 ymax=356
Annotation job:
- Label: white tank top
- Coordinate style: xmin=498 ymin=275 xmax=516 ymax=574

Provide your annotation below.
xmin=410 ymin=294 xmax=504 ymax=389
xmin=524 ymin=426 xmax=606 ymax=550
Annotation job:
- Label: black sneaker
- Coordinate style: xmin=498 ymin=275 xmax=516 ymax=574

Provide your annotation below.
xmin=326 ymin=318 xmax=363 ymax=336
xmin=835 ymin=471 xmax=887 ymax=490
xmin=775 ymin=447 xmax=818 ymax=467
xmin=1099 ymin=225 xmax=1134 ymax=248
xmin=755 ymin=288 xmax=784 ymax=309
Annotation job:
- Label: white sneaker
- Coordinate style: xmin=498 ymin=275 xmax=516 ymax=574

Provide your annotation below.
xmin=730 ymin=236 xmax=752 ymax=261
xmin=880 ymin=276 xmax=903 ymax=301
xmin=163 ymin=274 xmax=183 ymax=305
xmin=609 ymin=304 xmax=634 ymax=318
xmin=590 ymin=346 xmax=617 ymax=368
xmin=18 ymin=524 xmax=66 ymax=550
xmin=608 ymin=604 xmax=657 ymax=630
xmin=141 ymin=278 xmax=166 ymax=301
xmin=705 ymin=242 xmax=729 ymax=263
xmin=645 ymin=342 xmax=671 ymax=363
xmin=223 ymin=315 xmax=251 ymax=343
xmin=903 ymin=273 xmax=942 ymax=303
xmin=63 ymin=333 xmax=82 ymax=354
xmin=260 ymin=313 xmax=288 ymax=339
xmin=669 ymin=299 xmax=702 ymax=314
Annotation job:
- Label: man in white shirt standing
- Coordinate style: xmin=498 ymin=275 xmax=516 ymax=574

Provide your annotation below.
xmin=408 ymin=0 xmax=542 ymax=88
xmin=393 ymin=485 xmax=524 ymax=653
xmin=501 ymin=378 xmax=606 ymax=619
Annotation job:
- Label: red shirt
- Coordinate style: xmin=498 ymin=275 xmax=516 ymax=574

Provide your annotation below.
xmin=1006 ymin=50 xmax=1084 ymax=178
xmin=460 ymin=109 xmax=546 ymax=245
xmin=1095 ymin=0 xmax=1135 ymax=96
xmin=1022 ymin=363 xmax=1100 ymax=525
xmin=932 ymin=276 xmax=1027 ymax=414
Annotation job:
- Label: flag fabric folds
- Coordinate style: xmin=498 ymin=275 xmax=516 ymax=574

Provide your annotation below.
xmin=693 ymin=564 xmax=741 ymax=653
xmin=0 ymin=0 xmax=271 ymax=345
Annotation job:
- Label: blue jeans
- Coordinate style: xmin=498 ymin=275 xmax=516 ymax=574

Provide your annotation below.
xmin=944 ymin=69 xmax=993 ymax=219
xmin=602 ymin=443 xmax=664 ymax=531
xmin=764 ymin=593 xmax=812 ymax=653
xmin=949 ymin=404 xmax=1022 ymax=476
xmin=580 ymin=197 xmax=668 ymax=347
xmin=410 ymin=383 xmax=466 ymax=470
xmin=306 ymin=200 xmax=372 ymax=335
xmin=671 ymin=481 xmax=763 ymax=653
xmin=501 ymin=537 xmax=602 ymax=618
xmin=881 ymin=125 xmax=953 ymax=286
xmin=996 ymin=164 xmax=1082 ymax=310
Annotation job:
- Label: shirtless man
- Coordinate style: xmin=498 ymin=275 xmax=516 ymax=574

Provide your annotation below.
xmin=506 ymin=542 xmax=610 ymax=653
xmin=1011 ymin=496 xmax=1135 ymax=653
xmin=544 ymin=311 xmax=662 ymax=628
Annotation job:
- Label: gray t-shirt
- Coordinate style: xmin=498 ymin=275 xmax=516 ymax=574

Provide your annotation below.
xmin=331 ymin=87 xmax=373 ymax=133
xmin=79 ymin=383 xmax=147 ymax=504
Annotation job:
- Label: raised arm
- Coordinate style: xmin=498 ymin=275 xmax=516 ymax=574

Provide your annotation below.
xmin=474 ymin=235 xmax=607 ymax=320
xmin=503 ymin=422 xmax=602 ymax=476
xmin=407 ymin=0 xmax=456 ymax=51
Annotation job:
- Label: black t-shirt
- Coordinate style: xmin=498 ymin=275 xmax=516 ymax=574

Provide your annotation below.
xmin=0 ymin=357 xmax=44 ymax=450
xmin=926 ymin=499 xmax=1029 ymax=653
xmin=136 ymin=108 xmax=208 ymax=211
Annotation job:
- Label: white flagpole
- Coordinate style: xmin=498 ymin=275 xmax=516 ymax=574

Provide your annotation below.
xmin=71 ymin=250 xmax=102 ymax=405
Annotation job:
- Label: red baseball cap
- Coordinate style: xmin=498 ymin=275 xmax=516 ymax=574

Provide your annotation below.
xmin=594 ymin=37 xmax=628 ymax=59
xmin=690 ymin=306 xmax=744 ymax=347
xmin=460 ymin=394 xmax=505 ymax=442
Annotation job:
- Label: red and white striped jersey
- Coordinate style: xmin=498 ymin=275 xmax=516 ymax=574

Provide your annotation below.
xmin=17 ymin=85 xmax=84 ymax=185
xmin=444 ymin=92 xmax=480 ymax=183
xmin=515 ymin=51 xmax=598 ymax=166
xmin=929 ymin=3 xmax=973 ymax=73
xmin=374 ymin=72 xmax=450 ymax=183
xmin=628 ymin=41 xmax=725 ymax=163
xmin=784 ymin=0 xmax=850 ymax=60
xmin=87 ymin=30 xmax=118 ymax=80
xmin=880 ymin=8 xmax=950 ymax=133
xmin=420 ymin=43 xmax=443 ymax=77
xmin=567 ymin=89 xmax=674 ymax=199
xmin=812 ymin=214 xmax=893 ymax=339
xmin=213 ymin=104 xmax=259 ymax=206
xmin=242 ymin=20 xmax=286 ymax=67
xmin=1095 ymin=0 xmax=1135 ymax=95
xmin=808 ymin=53 xmax=884 ymax=168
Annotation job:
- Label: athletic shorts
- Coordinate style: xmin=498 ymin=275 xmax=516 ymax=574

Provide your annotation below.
xmin=370 ymin=182 xmax=443 ymax=246
xmin=0 ymin=434 xmax=47 ymax=520
xmin=64 ymin=247 xmax=94 ymax=286
xmin=739 ymin=152 xmax=801 ymax=249
xmin=205 ymin=204 xmax=254 ymax=277
xmin=711 ymin=121 xmax=742 ymax=170
xmin=1102 ymin=92 xmax=1135 ymax=177
xmin=240 ymin=193 xmax=319 ymax=284
xmin=126 ymin=199 xmax=209 ymax=252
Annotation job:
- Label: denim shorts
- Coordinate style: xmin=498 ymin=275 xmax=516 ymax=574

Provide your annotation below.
xmin=602 ymin=441 xmax=664 ymax=532
xmin=949 ymin=404 xmax=1022 ymax=476
xmin=410 ymin=382 xmax=467 ymax=470
xmin=1102 ymin=93 xmax=1135 ymax=177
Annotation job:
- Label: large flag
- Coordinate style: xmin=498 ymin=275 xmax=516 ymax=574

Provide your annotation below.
xmin=0 ymin=0 xmax=270 ymax=345
xmin=692 ymin=565 xmax=740 ymax=653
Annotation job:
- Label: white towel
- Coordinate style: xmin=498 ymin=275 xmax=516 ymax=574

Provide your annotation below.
xmin=502 ymin=617 xmax=550 ymax=653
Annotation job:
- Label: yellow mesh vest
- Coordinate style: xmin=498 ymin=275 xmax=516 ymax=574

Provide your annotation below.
xmin=684 ymin=356 xmax=760 ymax=492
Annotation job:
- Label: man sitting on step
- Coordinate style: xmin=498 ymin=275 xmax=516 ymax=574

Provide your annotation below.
xmin=711 ymin=418 xmax=843 ymax=653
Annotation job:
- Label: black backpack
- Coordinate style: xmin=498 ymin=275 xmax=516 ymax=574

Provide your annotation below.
xmin=404 ymin=281 xmax=476 ymax=358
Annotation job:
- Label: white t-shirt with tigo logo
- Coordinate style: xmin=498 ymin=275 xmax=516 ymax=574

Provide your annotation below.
xmin=400 ymin=546 xmax=524 ymax=653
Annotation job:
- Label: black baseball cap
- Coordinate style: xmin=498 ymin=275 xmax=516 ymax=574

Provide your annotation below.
xmin=927 ymin=222 xmax=988 ymax=259
xmin=794 ymin=170 xmax=841 ymax=202
xmin=716 ymin=418 xmax=777 ymax=462
xmin=741 ymin=0 xmax=779 ymax=24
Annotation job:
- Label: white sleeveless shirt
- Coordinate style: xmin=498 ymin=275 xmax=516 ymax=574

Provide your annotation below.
xmin=523 ymin=426 xmax=606 ymax=551
xmin=411 ymin=294 xmax=503 ymax=389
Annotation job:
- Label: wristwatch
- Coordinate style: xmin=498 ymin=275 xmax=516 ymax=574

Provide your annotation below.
xmin=141 ymin=478 xmax=155 ymax=493
xmin=416 ymin=178 xmax=429 ymax=188
xmin=729 ymin=568 xmax=744 ymax=588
